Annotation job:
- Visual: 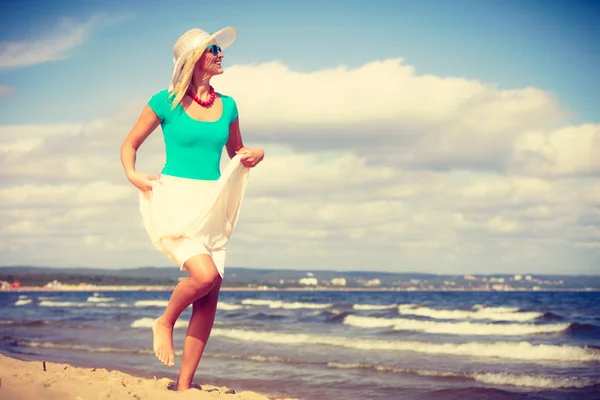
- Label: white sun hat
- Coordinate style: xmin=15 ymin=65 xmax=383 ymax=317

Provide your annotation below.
xmin=168 ymin=27 xmax=237 ymax=90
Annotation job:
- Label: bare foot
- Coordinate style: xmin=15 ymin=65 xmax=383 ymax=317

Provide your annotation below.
xmin=175 ymin=383 xmax=191 ymax=392
xmin=152 ymin=316 xmax=175 ymax=367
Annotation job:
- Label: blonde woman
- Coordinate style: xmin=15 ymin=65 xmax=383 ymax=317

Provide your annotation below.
xmin=120 ymin=27 xmax=264 ymax=391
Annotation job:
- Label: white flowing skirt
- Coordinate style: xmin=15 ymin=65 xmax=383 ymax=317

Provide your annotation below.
xmin=138 ymin=155 xmax=249 ymax=278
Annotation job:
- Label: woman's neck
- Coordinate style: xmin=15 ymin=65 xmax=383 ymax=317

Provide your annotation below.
xmin=190 ymin=74 xmax=212 ymax=97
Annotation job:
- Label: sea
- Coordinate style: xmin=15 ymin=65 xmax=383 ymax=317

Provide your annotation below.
xmin=1 ymin=289 xmax=599 ymax=400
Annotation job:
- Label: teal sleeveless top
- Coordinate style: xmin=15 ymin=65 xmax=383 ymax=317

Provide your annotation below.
xmin=147 ymin=89 xmax=238 ymax=181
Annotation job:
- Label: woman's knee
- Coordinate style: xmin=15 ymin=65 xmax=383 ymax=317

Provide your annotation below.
xmin=184 ymin=254 xmax=220 ymax=290
xmin=193 ymin=277 xmax=222 ymax=310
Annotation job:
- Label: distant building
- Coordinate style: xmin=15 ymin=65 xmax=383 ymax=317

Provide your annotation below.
xmin=463 ymin=275 xmax=477 ymax=281
xmin=331 ymin=278 xmax=347 ymax=286
xmin=514 ymin=275 xmax=522 ymax=281
xmin=44 ymin=280 xmax=64 ymax=289
xmin=299 ymin=276 xmax=318 ymax=286
xmin=364 ymin=279 xmax=381 ymax=287
xmin=525 ymin=275 xmax=533 ymax=281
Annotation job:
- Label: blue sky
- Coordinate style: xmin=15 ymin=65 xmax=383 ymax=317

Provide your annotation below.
xmin=1 ymin=0 xmax=599 ymax=274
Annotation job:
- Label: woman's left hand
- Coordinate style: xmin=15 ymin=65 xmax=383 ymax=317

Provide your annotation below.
xmin=237 ymin=147 xmax=264 ymax=168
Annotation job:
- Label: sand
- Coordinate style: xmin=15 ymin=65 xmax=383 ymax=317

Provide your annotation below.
xmin=0 ymin=354 xmax=278 ymax=400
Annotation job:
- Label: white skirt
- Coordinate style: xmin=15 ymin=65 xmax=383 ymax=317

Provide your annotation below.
xmin=138 ymin=155 xmax=249 ymax=278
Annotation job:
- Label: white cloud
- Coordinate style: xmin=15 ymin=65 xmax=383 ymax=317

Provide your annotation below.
xmin=0 ymin=181 xmax=133 ymax=207
xmin=0 ymin=57 xmax=597 ymax=273
xmin=213 ymin=59 xmax=568 ymax=171
xmin=511 ymin=124 xmax=600 ymax=177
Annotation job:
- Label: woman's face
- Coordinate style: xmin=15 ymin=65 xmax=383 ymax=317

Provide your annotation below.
xmin=197 ymin=39 xmax=224 ymax=76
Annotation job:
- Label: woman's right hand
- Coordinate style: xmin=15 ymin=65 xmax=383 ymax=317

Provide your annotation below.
xmin=127 ymin=171 xmax=159 ymax=192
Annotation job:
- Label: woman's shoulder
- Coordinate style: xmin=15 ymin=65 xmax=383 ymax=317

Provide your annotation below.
xmin=148 ymin=89 xmax=175 ymax=119
xmin=218 ymin=92 xmax=236 ymax=103
xmin=217 ymin=93 xmax=239 ymax=123
xmin=149 ymin=89 xmax=172 ymax=103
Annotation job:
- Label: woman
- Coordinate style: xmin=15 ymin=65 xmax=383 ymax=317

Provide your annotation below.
xmin=120 ymin=27 xmax=264 ymax=391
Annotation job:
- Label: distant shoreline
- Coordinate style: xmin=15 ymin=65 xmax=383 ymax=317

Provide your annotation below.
xmin=2 ymin=286 xmax=599 ymax=293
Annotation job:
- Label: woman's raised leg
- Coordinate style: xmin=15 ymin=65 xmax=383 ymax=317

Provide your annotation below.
xmin=175 ymin=277 xmax=222 ymax=391
xmin=152 ymin=253 xmax=220 ymax=367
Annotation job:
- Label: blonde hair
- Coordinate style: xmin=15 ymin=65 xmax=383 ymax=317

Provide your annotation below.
xmin=168 ymin=44 xmax=208 ymax=110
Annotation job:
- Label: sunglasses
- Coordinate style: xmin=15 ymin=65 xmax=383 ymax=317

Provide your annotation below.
xmin=205 ymin=44 xmax=222 ymax=56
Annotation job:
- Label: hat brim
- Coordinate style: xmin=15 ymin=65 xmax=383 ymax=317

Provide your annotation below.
xmin=168 ymin=27 xmax=237 ymax=91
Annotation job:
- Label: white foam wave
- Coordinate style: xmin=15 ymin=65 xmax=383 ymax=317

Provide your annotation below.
xmin=397 ymin=304 xmax=542 ymax=322
xmin=217 ymin=302 xmax=246 ymax=311
xmin=241 ymin=299 xmax=332 ymax=309
xmin=14 ymin=299 xmax=32 ymax=306
xmin=87 ymin=295 xmax=116 ymax=303
xmin=38 ymin=300 xmax=129 ymax=308
xmin=134 ymin=300 xmax=169 ymax=307
xmin=18 ymin=295 xmax=28 ymax=299
xmin=14 ymin=339 xmax=153 ymax=355
xmin=343 ymin=315 xmax=569 ymax=336
xmin=473 ymin=372 xmax=599 ymax=389
xmin=328 ymin=362 xmax=599 ymax=388
xmin=209 ymin=328 xmax=600 ymax=362
xmin=353 ymin=304 xmax=397 ymax=310
xmin=39 ymin=301 xmax=88 ymax=307
xmin=472 ymin=305 xmax=520 ymax=313
xmin=130 ymin=317 xmax=188 ymax=329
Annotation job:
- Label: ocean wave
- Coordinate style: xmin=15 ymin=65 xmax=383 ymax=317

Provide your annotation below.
xmin=3 ymin=334 xmax=598 ymax=389
xmin=397 ymin=304 xmax=542 ymax=322
xmin=323 ymin=310 xmax=350 ymax=323
xmin=473 ymin=372 xmax=599 ymax=389
xmin=352 ymin=304 xmax=397 ymax=310
xmin=209 ymin=328 xmax=600 ymax=362
xmin=130 ymin=317 xmax=189 ymax=329
xmin=217 ymin=302 xmax=247 ymax=311
xmin=87 ymin=295 xmax=116 ymax=303
xmin=249 ymin=312 xmax=287 ymax=320
xmin=241 ymin=299 xmax=332 ymax=309
xmin=133 ymin=300 xmax=169 ymax=307
xmin=472 ymin=305 xmax=521 ymax=313
xmin=329 ymin=362 xmax=599 ymax=389
xmin=39 ymin=301 xmax=129 ymax=308
xmin=2 ymin=337 xmax=153 ymax=355
xmin=566 ymin=322 xmax=600 ymax=338
xmin=14 ymin=299 xmax=32 ymax=306
xmin=343 ymin=315 xmax=569 ymax=336
xmin=39 ymin=301 xmax=89 ymax=307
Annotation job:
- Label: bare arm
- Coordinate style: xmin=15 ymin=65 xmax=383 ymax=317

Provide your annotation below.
xmin=120 ymin=105 xmax=162 ymax=190
xmin=226 ymin=117 xmax=245 ymax=159
xmin=226 ymin=117 xmax=264 ymax=167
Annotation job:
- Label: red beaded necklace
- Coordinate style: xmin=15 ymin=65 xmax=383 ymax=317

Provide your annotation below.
xmin=188 ymin=86 xmax=216 ymax=107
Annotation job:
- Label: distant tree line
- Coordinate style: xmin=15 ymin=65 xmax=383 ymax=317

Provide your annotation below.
xmin=0 ymin=273 xmax=175 ymax=287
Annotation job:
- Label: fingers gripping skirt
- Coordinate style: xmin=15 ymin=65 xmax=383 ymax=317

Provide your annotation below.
xmin=138 ymin=156 xmax=249 ymax=278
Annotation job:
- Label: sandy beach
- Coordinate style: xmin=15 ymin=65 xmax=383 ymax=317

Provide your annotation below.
xmin=0 ymin=354 xmax=276 ymax=400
